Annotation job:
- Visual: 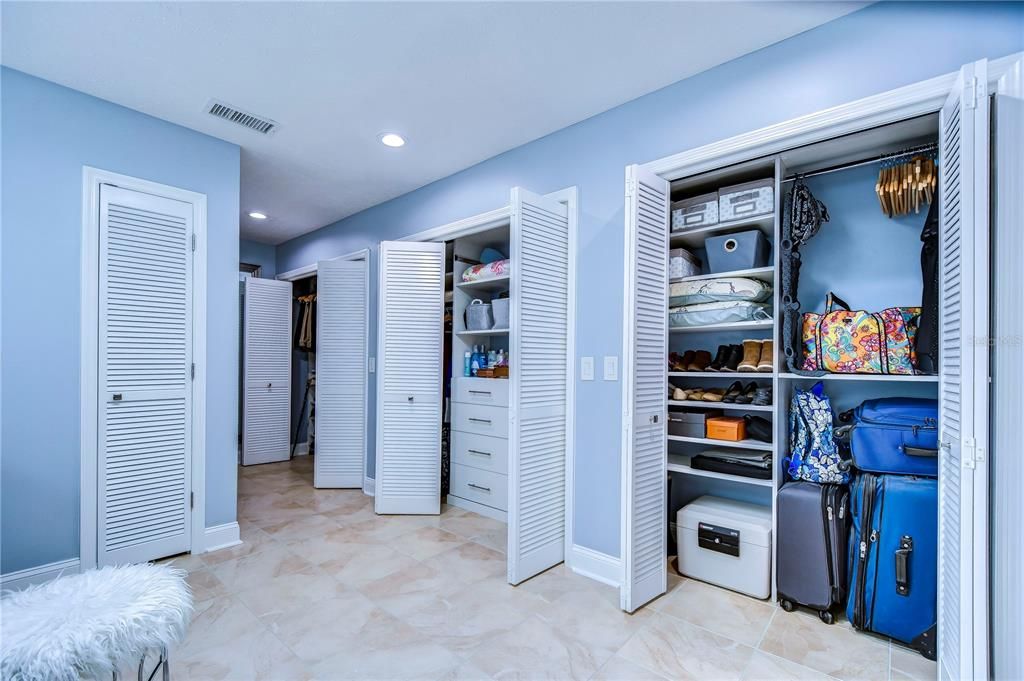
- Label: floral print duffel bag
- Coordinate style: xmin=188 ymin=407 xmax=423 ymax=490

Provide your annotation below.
xmin=801 ymin=292 xmax=920 ymax=374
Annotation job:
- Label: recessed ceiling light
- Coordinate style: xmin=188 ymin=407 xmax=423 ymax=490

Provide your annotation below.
xmin=248 ymin=211 xmax=267 ymax=220
xmin=379 ymin=132 xmax=406 ymax=148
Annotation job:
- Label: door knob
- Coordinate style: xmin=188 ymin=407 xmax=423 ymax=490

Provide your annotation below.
xmin=408 ymin=396 xmax=414 ymax=402
xmin=267 ymin=382 xmax=272 ymax=390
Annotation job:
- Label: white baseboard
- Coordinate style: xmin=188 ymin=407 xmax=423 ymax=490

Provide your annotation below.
xmin=203 ymin=522 xmax=241 ymax=553
xmin=293 ymin=443 xmax=309 ymax=457
xmin=568 ymin=544 xmax=621 ymax=588
xmin=363 ymin=476 xmax=375 ymax=496
xmin=1 ymin=557 xmax=81 ymax=592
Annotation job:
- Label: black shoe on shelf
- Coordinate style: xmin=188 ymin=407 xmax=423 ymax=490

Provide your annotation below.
xmin=708 ymin=345 xmax=731 ymax=372
xmin=722 ymin=344 xmax=744 ymax=372
xmin=734 ymin=381 xmax=758 ymax=404
xmin=744 ymin=415 xmax=773 ymax=443
xmin=722 ymin=381 xmax=745 ymax=403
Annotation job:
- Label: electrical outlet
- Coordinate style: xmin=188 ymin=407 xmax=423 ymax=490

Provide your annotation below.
xmin=581 ymin=356 xmax=595 ymax=381
xmin=603 ymin=356 xmax=619 ymax=381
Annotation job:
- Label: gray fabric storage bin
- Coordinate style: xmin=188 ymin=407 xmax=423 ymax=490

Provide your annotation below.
xmin=672 ymin=193 xmax=718 ymax=232
xmin=466 ymin=299 xmax=493 ymax=330
xmin=668 ymin=409 xmax=723 ymax=437
xmin=704 ymin=230 xmax=771 ymax=273
xmin=491 ymin=297 xmax=510 ymax=329
xmin=718 ymin=178 xmax=774 ymax=222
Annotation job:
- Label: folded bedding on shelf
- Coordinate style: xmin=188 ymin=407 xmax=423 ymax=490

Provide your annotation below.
xmin=669 ymin=301 xmax=772 ymax=327
xmin=669 ymin=276 xmax=772 ymax=307
xmin=461 ymin=259 xmax=511 ymax=283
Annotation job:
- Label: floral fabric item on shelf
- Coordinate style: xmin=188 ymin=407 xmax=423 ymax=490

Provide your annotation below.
xmin=461 ymin=259 xmax=511 ymax=283
xmin=786 ymin=382 xmax=848 ymax=484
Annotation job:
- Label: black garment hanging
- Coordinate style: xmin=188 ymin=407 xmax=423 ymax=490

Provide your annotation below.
xmin=915 ymin=197 xmax=939 ymax=374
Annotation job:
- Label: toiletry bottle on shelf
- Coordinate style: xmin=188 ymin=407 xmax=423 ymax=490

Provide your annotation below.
xmin=470 ymin=345 xmax=481 ymax=377
xmin=487 ymin=350 xmax=497 ymax=368
xmin=463 ymin=351 xmax=471 ymax=377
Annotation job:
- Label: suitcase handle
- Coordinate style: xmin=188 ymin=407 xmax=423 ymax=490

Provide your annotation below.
xmin=895 ymin=535 xmax=913 ymax=596
xmin=902 ymin=445 xmax=938 ymax=458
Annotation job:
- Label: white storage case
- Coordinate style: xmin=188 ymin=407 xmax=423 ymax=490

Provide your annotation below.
xmin=669 ymin=248 xmax=701 ymax=281
xmin=671 ymin=192 xmax=718 ymax=232
xmin=718 ymin=178 xmax=774 ymax=222
xmin=677 ymin=495 xmax=772 ymax=599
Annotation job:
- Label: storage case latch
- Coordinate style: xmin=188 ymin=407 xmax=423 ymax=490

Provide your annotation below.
xmin=697 ymin=522 xmax=740 ymax=557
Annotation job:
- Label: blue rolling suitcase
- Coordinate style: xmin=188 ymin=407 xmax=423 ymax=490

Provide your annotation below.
xmin=842 ymin=398 xmax=939 ymax=477
xmin=847 ymin=472 xmax=937 ymax=659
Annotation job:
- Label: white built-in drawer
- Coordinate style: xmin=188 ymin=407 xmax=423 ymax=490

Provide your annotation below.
xmin=453 ymin=377 xmax=509 ymax=408
xmin=450 ymin=463 xmax=508 ymax=511
xmin=452 ymin=402 xmax=508 ymax=439
xmin=452 ymin=430 xmax=508 ymax=474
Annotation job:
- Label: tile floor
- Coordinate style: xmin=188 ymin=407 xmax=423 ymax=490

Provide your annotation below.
xmin=154 ymin=458 xmax=936 ymax=680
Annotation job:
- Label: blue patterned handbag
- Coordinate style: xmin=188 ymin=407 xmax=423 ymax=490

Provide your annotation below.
xmin=787 ymin=382 xmax=849 ymax=483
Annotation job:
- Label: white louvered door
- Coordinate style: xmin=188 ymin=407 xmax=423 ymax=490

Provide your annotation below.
xmin=243 ymin=278 xmax=292 ymax=465
xmin=507 ymin=188 xmax=571 ymax=585
xmin=937 ymin=58 xmax=990 ymax=681
xmin=315 ymin=259 xmax=368 ymax=488
xmin=375 ymin=241 xmax=445 ymax=514
xmin=98 ymin=185 xmax=193 ymax=566
xmin=620 ymin=165 xmax=669 ymax=612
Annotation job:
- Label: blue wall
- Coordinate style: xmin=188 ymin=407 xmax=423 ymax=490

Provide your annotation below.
xmin=276 ymin=3 xmax=1023 ymax=557
xmin=240 ymin=239 xmax=277 ymax=279
xmin=0 ymin=68 xmax=241 ymax=573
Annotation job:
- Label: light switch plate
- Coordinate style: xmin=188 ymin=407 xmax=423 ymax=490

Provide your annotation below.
xmin=581 ymin=356 xmax=595 ymax=381
xmin=603 ymin=356 xmax=619 ymax=381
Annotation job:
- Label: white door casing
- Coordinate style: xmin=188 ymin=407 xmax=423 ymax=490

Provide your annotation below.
xmin=938 ymin=58 xmax=991 ymax=681
xmin=507 ymin=187 xmax=571 ymax=585
xmin=315 ymin=258 xmax=368 ymax=488
xmin=98 ymin=185 xmax=194 ymax=566
xmin=375 ymin=241 xmax=446 ymax=514
xmin=243 ymin=278 xmax=292 ymax=465
xmin=620 ymin=164 xmax=670 ymax=612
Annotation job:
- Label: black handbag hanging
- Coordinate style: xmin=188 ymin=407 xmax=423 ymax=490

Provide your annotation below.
xmin=781 ymin=178 xmax=830 ymax=375
xmin=915 ymin=196 xmax=939 ymax=374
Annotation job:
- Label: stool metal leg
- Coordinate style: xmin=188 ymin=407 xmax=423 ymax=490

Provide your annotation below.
xmin=161 ymin=647 xmax=169 ymax=681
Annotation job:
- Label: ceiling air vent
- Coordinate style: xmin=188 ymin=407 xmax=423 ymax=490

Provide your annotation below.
xmin=205 ymin=100 xmax=278 ymax=135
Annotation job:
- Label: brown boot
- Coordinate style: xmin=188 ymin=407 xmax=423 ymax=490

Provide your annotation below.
xmin=687 ymin=350 xmax=712 ymax=372
xmin=757 ymin=340 xmax=774 ymax=372
xmin=738 ymin=340 xmax=762 ymax=372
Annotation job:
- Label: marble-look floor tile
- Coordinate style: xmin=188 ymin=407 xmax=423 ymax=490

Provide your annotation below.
xmin=466 ymin=614 xmax=609 ymax=681
xmin=468 ymin=526 xmax=507 ymax=554
xmin=208 ymin=542 xmax=312 ymax=592
xmin=421 ymin=541 xmax=506 ymax=585
xmin=537 ymin=588 xmax=654 ymax=660
xmin=359 ymin=561 xmax=465 ymax=619
xmin=591 ymin=655 xmax=671 ymax=681
xmin=258 ymin=511 xmax=343 ymax=540
xmin=310 ymin=640 xmax=462 ymax=681
xmin=265 ymin=590 xmax=383 ymax=662
xmin=234 ymin=566 xmax=348 ymax=621
xmin=156 ymin=551 xmax=208 ymax=572
xmin=185 ymin=568 xmax=229 ymax=602
xmin=759 ymin=609 xmax=890 ymax=681
xmin=290 ymin=533 xmax=420 ymax=588
xmin=516 ymin=563 xmax=609 ymax=605
xmin=403 ymin=576 xmax=546 ymax=653
xmin=172 ymin=596 xmax=264 ymax=659
xmin=617 ymin=612 xmax=755 ymax=681
xmin=890 ymin=644 xmax=936 ymax=681
xmin=436 ymin=659 xmax=496 ymax=681
xmin=202 ymin=525 xmax=277 ymax=566
xmin=175 ymin=627 xmax=312 ymax=681
xmin=740 ymin=650 xmax=838 ymax=680
xmin=656 ymin=578 xmax=775 ymax=647
xmin=389 ymin=526 xmax=467 ymax=561
xmin=439 ymin=512 xmax=506 ymax=541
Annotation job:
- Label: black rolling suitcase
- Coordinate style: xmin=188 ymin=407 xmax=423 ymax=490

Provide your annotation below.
xmin=776 ymin=481 xmax=849 ymax=623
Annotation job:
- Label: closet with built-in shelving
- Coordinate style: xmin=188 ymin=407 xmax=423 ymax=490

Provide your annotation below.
xmin=620 ymin=55 xmax=1021 ymax=681
xmin=374 ymin=186 xmax=575 ymax=585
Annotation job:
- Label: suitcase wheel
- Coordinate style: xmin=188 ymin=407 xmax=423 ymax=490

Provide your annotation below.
xmin=818 ymin=610 xmax=835 ymax=625
xmin=780 ymin=599 xmax=796 ymax=613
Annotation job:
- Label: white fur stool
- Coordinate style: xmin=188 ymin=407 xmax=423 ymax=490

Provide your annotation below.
xmin=1 ymin=563 xmax=192 ymax=681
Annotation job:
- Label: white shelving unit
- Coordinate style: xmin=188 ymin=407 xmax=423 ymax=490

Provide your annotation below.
xmin=667 ymin=434 xmax=772 ymax=451
xmin=455 ymin=273 xmax=511 ymax=292
xmin=669 ymin=319 xmax=774 ymax=334
xmin=670 ymin=213 xmax=775 ymax=249
xmin=779 ymin=372 xmax=939 ymax=383
xmin=668 ymin=399 xmax=774 ymax=412
xmin=674 ymin=265 xmax=775 ymax=285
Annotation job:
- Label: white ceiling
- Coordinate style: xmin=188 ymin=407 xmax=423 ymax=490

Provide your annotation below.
xmin=2 ymin=1 xmax=864 ymax=244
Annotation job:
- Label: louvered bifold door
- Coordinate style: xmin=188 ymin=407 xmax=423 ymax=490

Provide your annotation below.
xmin=243 ymin=278 xmax=292 ymax=465
xmin=315 ymin=259 xmax=368 ymax=488
xmin=620 ymin=165 xmax=670 ymax=612
xmin=375 ymin=241 xmax=445 ymax=515
xmin=938 ymin=58 xmax=990 ymax=681
xmin=98 ymin=185 xmax=193 ymax=566
xmin=507 ymin=188 xmax=571 ymax=585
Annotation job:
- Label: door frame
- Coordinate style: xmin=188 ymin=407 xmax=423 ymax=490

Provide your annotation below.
xmin=621 ymin=54 xmax=1021 ymax=605
xmin=396 ymin=188 xmax=578 ymax=561
xmin=79 ymin=166 xmax=208 ymax=570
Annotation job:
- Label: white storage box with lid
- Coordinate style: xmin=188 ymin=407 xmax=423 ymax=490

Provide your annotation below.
xmin=669 ymin=248 xmax=701 ymax=281
xmin=677 ymin=495 xmax=773 ymax=599
xmin=718 ymin=178 xmax=774 ymax=222
xmin=672 ymin=192 xmax=719 ymax=232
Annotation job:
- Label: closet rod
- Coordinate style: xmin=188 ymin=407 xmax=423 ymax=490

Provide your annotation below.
xmin=781 ymin=142 xmax=938 ymax=184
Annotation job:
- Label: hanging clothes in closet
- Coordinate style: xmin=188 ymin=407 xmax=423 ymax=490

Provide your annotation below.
xmin=294 ymin=293 xmax=317 ymax=352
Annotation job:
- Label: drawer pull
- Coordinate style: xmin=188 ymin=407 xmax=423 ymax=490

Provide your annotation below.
xmin=468 ymin=483 xmax=492 ymax=493
xmin=468 ymin=417 xmax=492 ymax=425
xmin=467 ymin=449 xmax=492 ymax=457
xmin=468 ymin=390 xmax=492 ymax=396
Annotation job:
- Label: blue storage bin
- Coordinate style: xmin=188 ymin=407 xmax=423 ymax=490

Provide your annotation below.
xmin=704 ymin=230 xmax=770 ymax=273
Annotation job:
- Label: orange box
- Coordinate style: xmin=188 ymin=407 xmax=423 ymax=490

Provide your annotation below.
xmin=706 ymin=416 xmax=747 ymax=442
